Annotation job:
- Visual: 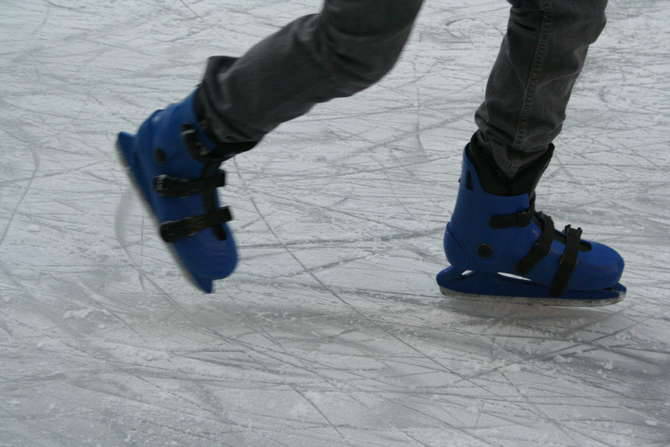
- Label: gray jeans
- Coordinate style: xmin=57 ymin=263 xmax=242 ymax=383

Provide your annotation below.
xmin=198 ymin=0 xmax=608 ymax=179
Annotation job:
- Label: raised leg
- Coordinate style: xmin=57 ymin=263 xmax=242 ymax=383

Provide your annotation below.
xmin=117 ymin=0 xmax=425 ymax=292
xmin=198 ymin=0 xmax=425 ymax=143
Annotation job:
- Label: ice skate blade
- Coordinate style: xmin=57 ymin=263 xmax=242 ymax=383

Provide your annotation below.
xmin=115 ymin=135 xmax=215 ymax=294
xmin=436 ymin=267 xmax=625 ymax=307
xmin=439 ymin=287 xmax=625 ymax=307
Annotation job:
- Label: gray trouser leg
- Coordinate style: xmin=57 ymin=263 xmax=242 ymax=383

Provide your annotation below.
xmin=475 ymin=0 xmax=608 ymax=178
xmin=199 ymin=0 xmax=424 ymax=143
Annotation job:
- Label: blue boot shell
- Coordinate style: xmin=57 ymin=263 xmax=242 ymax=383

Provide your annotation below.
xmin=116 ymin=87 xmax=254 ymax=293
xmin=437 ymin=148 xmax=626 ymax=305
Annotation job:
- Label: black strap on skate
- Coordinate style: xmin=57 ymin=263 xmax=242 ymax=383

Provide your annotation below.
xmin=489 ymin=194 xmax=537 ymax=229
xmin=154 ymin=171 xmax=227 ymax=197
xmin=154 ymin=124 xmax=255 ymax=243
xmin=489 ymin=198 xmax=588 ymax=297
xmin=550 ymin=225 xmax=582 ymax=297
xmin=160 ymin=207 xmax=233 ymax=243
xmin=516 ymin=212 xmax=555 ymax=275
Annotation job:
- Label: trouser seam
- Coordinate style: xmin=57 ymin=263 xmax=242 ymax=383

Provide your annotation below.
xmin=514 ymin=0 xmax=553 ymax=148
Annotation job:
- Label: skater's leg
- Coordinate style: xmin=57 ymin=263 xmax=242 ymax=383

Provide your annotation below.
xmin=438 ymin=0 xmax=625 ymax=304
xmin=474 ymin=0 xmax=608 ymax=185
xmin=198 ymin=0 xmax=425 ymax=143
xmin=117 ymin=0 xmax=424 ymax=292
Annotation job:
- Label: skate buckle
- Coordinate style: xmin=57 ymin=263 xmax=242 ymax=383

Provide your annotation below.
xmin=181 ymin=125 xmax=223 ymax=161
xmin=181 ymin=124 xmax=257 ymax=163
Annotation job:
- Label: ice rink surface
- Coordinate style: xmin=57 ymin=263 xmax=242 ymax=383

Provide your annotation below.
xmin=1 ymin=1 xmax=669 ymax=445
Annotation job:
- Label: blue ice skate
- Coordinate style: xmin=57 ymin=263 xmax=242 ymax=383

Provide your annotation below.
xmin=116 ymin=67 xmax=256 ymax=293
xmin=437 ymin=146 xmax=626 ymax=306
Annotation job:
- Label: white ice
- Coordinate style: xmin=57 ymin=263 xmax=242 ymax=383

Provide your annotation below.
xmin=1 ymin=1 xmax=669 ymax=446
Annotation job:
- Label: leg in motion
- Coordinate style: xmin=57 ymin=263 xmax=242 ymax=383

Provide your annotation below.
xmin=116 ymin=0 xmax=424 ymax=292
xmin=438 ymin=0 xmax=626 ymax=305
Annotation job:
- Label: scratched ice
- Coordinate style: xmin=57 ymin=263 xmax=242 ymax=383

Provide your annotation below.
xmin=0 ymin=1 xmax=669 ymax=446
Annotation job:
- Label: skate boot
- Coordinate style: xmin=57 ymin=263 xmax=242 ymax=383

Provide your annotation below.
xmin=437 ymin=141 xmax=626 ymax=306
xmin=116 ymin=58 xmax=256 ymax=293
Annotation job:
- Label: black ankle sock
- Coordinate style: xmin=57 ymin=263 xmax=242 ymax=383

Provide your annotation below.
xmin=466 ymin=133 xmax=554 ymax=196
